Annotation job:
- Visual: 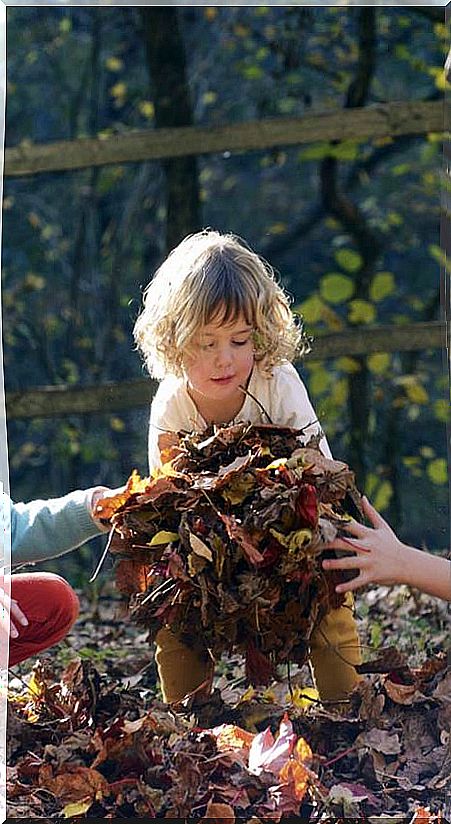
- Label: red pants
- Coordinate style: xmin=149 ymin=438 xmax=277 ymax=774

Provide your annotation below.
xmin=8 ymin=573 xmax=80 ymax=667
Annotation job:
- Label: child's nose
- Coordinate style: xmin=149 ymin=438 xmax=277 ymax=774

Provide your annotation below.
xmin=215 ymin=345 xmax=233 ymax=367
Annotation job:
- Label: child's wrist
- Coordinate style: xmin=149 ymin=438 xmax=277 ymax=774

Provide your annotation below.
xmin=394 ymin=542 xmax=418 ymax=587
xmin=88 ymin=486 xmax=111 ymax=530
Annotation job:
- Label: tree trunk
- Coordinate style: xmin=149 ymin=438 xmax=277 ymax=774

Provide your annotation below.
xmin=140 ymin=8 xmax=201 ymax=251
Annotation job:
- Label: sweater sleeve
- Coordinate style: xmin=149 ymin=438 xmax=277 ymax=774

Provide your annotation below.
xmin=272 ymin=363 xmax=333 ymax=458
xmin=11 ymin=489 xmax=103 ymax=567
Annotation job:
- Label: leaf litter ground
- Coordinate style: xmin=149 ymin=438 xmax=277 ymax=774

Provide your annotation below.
xmin=7 ymin=424 xmax=450 ymax=821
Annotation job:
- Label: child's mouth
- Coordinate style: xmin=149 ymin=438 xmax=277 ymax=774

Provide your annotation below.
xmin=212 ymin=375 xmax=234 ymax=385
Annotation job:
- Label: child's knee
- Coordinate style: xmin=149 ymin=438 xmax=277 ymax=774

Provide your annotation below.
xmin=38 ymin=573 xmax=80 ymax=630
xmin=155 ymin=627 xmax=212 ymax=703
xmin=309 ymin=597 xmax=362 ymax=701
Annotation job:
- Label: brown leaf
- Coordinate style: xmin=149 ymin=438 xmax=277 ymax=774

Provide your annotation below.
xmin=383 ymin=679 xmax=427 ymax=705
xmin=115 ymin=559 xmax=153 ymax=595
xmin=355 ymin=728 xmax=401 ymax=755
xmin=202 ymin=800 xmax=236 ymax=822
xmin=38 ymin=764 xmax=110 ymax=803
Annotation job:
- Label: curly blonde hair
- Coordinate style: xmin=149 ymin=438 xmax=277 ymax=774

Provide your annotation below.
xmin=134 ymin=229 xmax=311 ymax=380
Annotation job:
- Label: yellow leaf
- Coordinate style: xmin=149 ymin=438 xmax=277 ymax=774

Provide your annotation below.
xmin=296 ymin=735 xmax=313 ymax=763
xmin=285 ymin=686 xmax=319 ymax=709
xmin=319 ymin=273 xmax=354 ymax=305
xmin=334 ymin=248 xmax=362 ymax=273
xmin=370 ymin=272 xmax=396 ymax=302
xmin=368 ymin=353 xmax=391 ymax=375
xmin=105 ymin=56 xmax=123 ymax=72
xmin=365 ymin=472 xmax=378 ymax=497
xmin=405 ymin=381 xmax=428 ymax=405
xmin=238 ymin=686 xmax=256 ymax=703
xmin=268 ymin=222 xmax=287 ymax=235
xmin=433 ymin=399 xmax=450 ymax=423
xmin=189 ymin=533 xmax=213 ymax=561
xmin=310 ymin=365 xmax=333 ymax=395
xmin=214 ymin=724 xmax=255 ymax=751
xmin=24 ymin=273 xmax=45 ymax=291
xmin=59 ymin=18 xmax=72 ymax=33
xmin=202 ymin=91 xmax=217 ymax=105
xmin=262 ymin=687 xmax=276 ymax=702
xmin=148 ymin=530 xmax=179 ymax=547
xmin=427 ymin=458 xmax=447 ymax=486
xmin=110 ymin=82 xmax=127 ymax=98
xmin=429 ymin=67 xmax=449 ymax=92
xmin=296 ymin=294 xmax=327 ymax=325
xmin=373 ymin=480 xmax=393 ymax=512
xmin=265 ymin=457 xmax=287 ymax=470
xmin=139 ymin=100 xmax=155 ymax=118
xmin=63 ymin=799 xmax=93 ymax=818
xmin=402 ymin=456 xmax=421 ymax=468
xmin=348 ymin=299 xmax=376 ymax=325
xmin=109 ymin=416 xmax=125 ymax=432
xmin=270 ymin=528 xmax=312 ymax=553
xmin=331 ymin=377 xmax=348 ymax=406
xmin=336 ymin=356 xmax=360 ymax=374
xmin=27 ymin=672 xmax=44 ymax=699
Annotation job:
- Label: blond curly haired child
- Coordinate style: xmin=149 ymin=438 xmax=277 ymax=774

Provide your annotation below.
xmin=134 ymin=229 xmax=362 ymax=704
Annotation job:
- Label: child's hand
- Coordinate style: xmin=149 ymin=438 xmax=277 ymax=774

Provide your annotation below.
xmin=322 ymin=496 xmax=405 ymax=593
xmin=90 ymin=485 xmax=128 ymax=524
xmin=0 ymin=586 xmax=28 ymax=640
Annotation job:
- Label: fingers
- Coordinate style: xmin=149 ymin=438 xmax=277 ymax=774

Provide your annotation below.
xmin=0 ymin=592 xmax=28 ymax=639
xmin=340 ymin=519 xmax=367 ymax=537
xmin=334 ymin=572 xmax=368 ymax=594
xmin=362 ymin=496 xmax=389 ymax=530
xmin=10 ymin=600 xmax=28 ymax=629
xmin=323 ymin=536 xmax=371 ymax=555
xmin=323 ymin=554 xmax=364 ymax=570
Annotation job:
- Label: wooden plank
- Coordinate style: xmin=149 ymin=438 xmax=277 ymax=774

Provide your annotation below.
xmin=6 ymin=378 xmax=156 ymax=420
xmin=5 ymin=100 xmax=444 ymax=177
xmin=5 ymin=321 xmax=446 ymax=420
xmin=310 ymin=320 xmax=446 ymax=359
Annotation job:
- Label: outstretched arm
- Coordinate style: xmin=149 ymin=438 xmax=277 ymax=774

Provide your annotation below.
xmin=322 ymin=497 xmax=451 ymax=602
xmin=10 ymin=487 xmax=118 ymax=566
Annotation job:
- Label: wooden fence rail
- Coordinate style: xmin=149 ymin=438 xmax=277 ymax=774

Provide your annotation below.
xmin=6 ymin=321 xmax=446 ymax=420
xmin=5 ymin=100 xmax=443 ymax=177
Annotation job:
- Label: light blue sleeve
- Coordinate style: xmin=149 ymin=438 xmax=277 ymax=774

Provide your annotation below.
xmin=11 ymin=489 xmax=103 ymax=567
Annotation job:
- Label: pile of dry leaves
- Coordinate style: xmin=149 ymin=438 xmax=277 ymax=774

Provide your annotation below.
xmin=7 ymin=647 xmax=449 ymax=820
xmin=7 ymin=423 xmax=449 ymax=820
xmin=96 ymin=423 xmax=362 ymax=684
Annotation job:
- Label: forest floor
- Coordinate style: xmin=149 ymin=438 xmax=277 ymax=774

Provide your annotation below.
xmin=6 ymin=580 xmax=450 ymax=821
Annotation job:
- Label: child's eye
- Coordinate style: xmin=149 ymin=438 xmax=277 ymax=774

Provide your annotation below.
xmin=232 ymin=339 xmax=250 ymax=347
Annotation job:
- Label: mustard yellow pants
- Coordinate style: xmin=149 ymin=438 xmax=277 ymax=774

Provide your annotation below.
xmin=155 ymin=593 xmax=361 ymax=703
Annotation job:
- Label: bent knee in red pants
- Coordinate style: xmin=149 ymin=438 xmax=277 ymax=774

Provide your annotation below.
xmin=9 ymin=572 xmax=80 ymax=667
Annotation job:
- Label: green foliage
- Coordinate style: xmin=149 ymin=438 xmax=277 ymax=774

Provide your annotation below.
xmin=319 ymin=273 xmax=354 ymax=305
xmin=369 ymin=272 xmax=396 ymax=303
xmin=365 ymin=474 xmax=393 ymax=512
xmin=334 ymin=249 xmax=363 ymax=274
xmin=348 ymin=299 xmax=376 ymax=325
xmin=298 ymin=141 xmax=360 ymax=162
xmin=427 ymin=458 xmax=448 ymax=486
xmin=367 ymin=353 xmax=391 ymax=375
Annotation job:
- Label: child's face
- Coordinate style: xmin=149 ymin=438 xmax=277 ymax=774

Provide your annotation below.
xmin=184 ymin=312 xmax=255 ymax=404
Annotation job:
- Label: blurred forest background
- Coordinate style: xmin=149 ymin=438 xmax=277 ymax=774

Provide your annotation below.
xmin=2 ymin=5 xmax=449 ymax=585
